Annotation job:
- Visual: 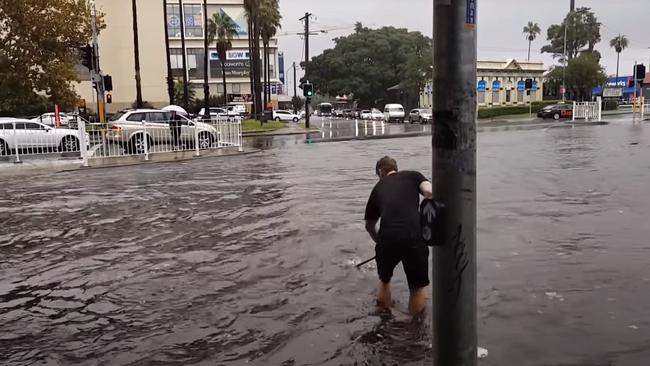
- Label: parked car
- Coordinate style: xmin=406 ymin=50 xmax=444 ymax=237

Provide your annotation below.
xmin=537 ymin=104 xmax=573 ymax=120
xmin=334 ymin=109 xmax=345 ymax=118
xmin=0 ymin=119 xmax=89 ymax=155
xmin=272 ymin=110 xmax=300 ymax=122
xmin=408 ymin=109 xmax=433 ymax=124
xmin=383 ymin=104 xmax=405 ymax=123
xmin=30 ymin=112 xmax=73 ymax=127
xmin=342 ymin=109 xmax=354 ymax=118
xmin=360 ymin=110 xmax=372 ymax=119
xmin=107 ymin=109 xmax=219 ymax=154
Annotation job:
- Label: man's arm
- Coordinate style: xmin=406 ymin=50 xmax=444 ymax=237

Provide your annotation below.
xmin=365 ymin=219 xmax=380 ymax=245
xmin=419 ymin=180 xmax=433 ymax=199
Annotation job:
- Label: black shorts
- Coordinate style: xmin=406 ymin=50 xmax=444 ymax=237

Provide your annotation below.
xmin=375 ymin=242 xmax=429 ymax=289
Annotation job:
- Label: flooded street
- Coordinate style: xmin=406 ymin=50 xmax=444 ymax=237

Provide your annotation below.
xmin=1 ymin=119 xmax=650 ymax=365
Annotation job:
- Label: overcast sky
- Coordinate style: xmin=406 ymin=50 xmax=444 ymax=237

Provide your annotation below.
xmin=278 ymin=0 xmax=650 ymax=89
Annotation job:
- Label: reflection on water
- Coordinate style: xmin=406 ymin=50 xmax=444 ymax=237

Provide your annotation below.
xmin=1 ymin=122 xmax=650 ymax=365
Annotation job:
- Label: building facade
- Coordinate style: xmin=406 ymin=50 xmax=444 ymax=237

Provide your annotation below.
xmin=75 ymin=0 xmax=279 ymax=112
xmin=419 ymin=59 xmax=546 ymax=108
xmin=477 ymin=59 xmax=546 ymax=107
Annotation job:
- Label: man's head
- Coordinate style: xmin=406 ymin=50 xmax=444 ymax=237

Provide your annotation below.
xmin=375 ymin=156 xmax=398 ymax=178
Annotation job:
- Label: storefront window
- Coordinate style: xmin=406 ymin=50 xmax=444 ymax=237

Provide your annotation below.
xmin=170 ymin=48 xmax=184 ymax=78
xmin=187 ymin=49 xmax=205 ymax=80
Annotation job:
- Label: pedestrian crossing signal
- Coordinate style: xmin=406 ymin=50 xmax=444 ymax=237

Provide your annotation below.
xmin=303 ymin=83 xmax=314 ymax=97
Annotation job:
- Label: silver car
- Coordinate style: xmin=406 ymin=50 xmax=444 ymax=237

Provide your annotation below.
xmin=107 ymin=109 xmax=219 ymax=154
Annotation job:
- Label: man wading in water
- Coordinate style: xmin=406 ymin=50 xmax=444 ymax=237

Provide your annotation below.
xmin=364 ymin=156 xmax=433 ymax=315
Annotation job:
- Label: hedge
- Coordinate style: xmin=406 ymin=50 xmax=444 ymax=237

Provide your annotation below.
xmin=478 ymin=101 xmax=562 ymax=119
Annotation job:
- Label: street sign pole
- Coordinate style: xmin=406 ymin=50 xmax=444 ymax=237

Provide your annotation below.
xmin=432 ymin=0 xmax=477 ymax=365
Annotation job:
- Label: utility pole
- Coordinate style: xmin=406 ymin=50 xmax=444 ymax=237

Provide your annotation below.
xmin=432 ymin=0 xmax=477 ymax=365
xmin=163 ymin=0 xmax=175 ymax=105
xmin=132 ymin=0 xmax=143 ymax=108
xmin=179 ymin=0 xmax=189 ymax=110
xmin=293 ymin=61 xmax=297 ymax=98
xmin=202 ymin=0 xmax=210 ymax=118
xmin=300 ymin=12 xmax=312 ymax=128
xmin=91 ymin=3 xmax=105 ymax=124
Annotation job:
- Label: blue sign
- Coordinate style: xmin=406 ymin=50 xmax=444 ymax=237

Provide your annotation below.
xmin=168 ymin=15 xmax=180 ymax=27
xmin=466 ymin=0 xmax=477 ymax=25
xmin=532 ymin=81 xmax=538 ymax=92
xmin=517 ymin=80 xmax=525 ymax=92
xmin=477 ymin=80 xmax=486 ymax=92
xmin=492 ymin=80 xmax=501 ymax=90
xmin=185 ymin=15 xmax=195 ymax=27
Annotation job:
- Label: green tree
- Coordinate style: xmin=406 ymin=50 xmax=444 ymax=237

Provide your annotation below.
xmin=523 ymin=22 xmax=541 ymax=61
xmin=0 ymin=0 xmax=97 ymax=114
xmin=308 ymin=26 xmax=432 ymax=108
xmin=208 ymin=12 xmax=239 ymax=106
xmin=547 ymin=53 xmax=607 ymax=101
xmin=260 ymin=0 xmax=282 ymax=107
xmin=609 ymin=34 xmax=628 ymax=81
xmin=174 ymin=80 xmax=196 ymax=106
xmin=291 ymin=96 xmax=305 ymax=113
xmin=541 ymin=7 xmax=601 ymax=61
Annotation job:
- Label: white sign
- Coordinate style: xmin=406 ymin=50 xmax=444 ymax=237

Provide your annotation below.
xmin=227 ymin=50 xmax=250 ymax=60
xmin=603 ymin=87 xmax=623 ymax=98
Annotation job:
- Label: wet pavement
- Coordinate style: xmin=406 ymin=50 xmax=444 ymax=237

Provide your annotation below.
xmin=1 ymin=116 xmax=650 ymax=365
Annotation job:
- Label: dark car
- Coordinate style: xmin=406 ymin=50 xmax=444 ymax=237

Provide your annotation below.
xmin=537 ymin=104 xmax=573 ymax=120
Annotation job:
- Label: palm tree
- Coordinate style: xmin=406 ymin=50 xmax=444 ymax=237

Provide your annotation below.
xmin=610 ymin=34 xmax=629 ymax=82
xmin=208 ymin=12 xmax=239 ymax=106
xmin=244 ymin=0 xmax=263 ymax=120
xmin=523 ymin=21 xmax=541 ymax=61
xmin=260 ymin=0 xmax=282 ymax=107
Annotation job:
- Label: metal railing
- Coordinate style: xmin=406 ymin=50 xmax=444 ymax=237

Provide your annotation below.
xmin=641 ymin=102 xmax=650 ymax=120
xmin=1 ymin=117 xmax=242 ymax=165
xmin=90 ymin=116 xmax=243 ymax=161
xmin=572 ymin=100 xmax=602 ymax=122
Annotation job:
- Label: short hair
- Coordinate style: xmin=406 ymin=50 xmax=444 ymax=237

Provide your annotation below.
xmin=376 ymin=156 xmax=398 ymax=176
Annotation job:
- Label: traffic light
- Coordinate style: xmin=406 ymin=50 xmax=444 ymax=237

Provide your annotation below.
xmin=525 ymin=78 xmax=533 ymax=90
xmin=303 ymin=83 xmax=314 ymax=97
xmin=106 ymin=94 xmax=112 ymax=104
xmin=103 ymin=75 xmax=113 ymax=92
xmin=80 ymin=44 xmax=95 ymax=71
xmin=635 ymin=64 xmax=646 ymax=80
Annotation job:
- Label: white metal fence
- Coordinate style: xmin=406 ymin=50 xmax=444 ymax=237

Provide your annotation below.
xmin=1 ymin=117 xmax=243 ymax=165
xmin=572 ymin=99 xmax=602 ymax=122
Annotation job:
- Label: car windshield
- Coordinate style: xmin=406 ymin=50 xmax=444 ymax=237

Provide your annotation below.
xmin=389 ymin=107 xmax=404 ymax=112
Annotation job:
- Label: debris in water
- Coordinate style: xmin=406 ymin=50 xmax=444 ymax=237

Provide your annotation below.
xmin=478 ymin=347 xmax=488 ymax=359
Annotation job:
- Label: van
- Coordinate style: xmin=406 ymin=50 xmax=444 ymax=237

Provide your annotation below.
xmin=383 ymin=104 xmax=405 ymax=123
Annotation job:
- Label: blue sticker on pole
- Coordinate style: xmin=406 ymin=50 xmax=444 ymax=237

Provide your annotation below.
xmin=466 ymin=0 xmax=477 ymax=26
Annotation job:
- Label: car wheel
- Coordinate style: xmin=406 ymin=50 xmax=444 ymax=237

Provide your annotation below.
xmin=293 ymin=117 xmax=299 ymax=122
xmin=275 ymin=117 xmax=281 ymax=122
xmin=198 ymin=132 xmax=214 ymax=149
xmin=128 ymin=133 xmax=149 ymax=154
xmin=553 ymin=113 xmax=560 ymax=120
xmin=0 ymin=140 xmax=8 ymax=156
xmin=60 ymin=136 xmax=79 ymax=152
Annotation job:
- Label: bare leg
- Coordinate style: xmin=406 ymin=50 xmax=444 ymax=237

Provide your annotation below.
xmin=377 ymin=281 xmax=392 ymax=310
xmin=408 ymin=287 xmax=427 ymax=316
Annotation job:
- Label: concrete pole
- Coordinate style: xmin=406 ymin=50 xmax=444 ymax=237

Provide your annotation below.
xmin=432 ymin=0 xmax=478 ymax=365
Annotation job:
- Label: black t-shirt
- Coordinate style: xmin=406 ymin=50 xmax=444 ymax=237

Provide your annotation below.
xmin=364 ymin=171 xmax=428 ymax=243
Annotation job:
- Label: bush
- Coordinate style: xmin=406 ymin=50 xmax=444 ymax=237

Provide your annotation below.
xmin=602 ymin=100 xmax=618 ymax=111
xmin=478 ymin=101 xmax=561 ymax=119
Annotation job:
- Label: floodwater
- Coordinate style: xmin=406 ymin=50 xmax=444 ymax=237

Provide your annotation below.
xmin=1 ymin=118 xmax=650 ymax=365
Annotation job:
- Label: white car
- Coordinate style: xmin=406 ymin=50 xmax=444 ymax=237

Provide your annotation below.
xmin=384 ymin=104 xmax=405 ymax=123
xmin=31 ymin=112 xmax=73 ymax=127
xmin=107 ymin=109 xmax=219 ymax=153
xmin=360 ymin=110 xmax=372 ymax=119
xmin=273 ymin=110 xmax=300 ymax=122
xmin=0 ymin=119 xmax=89 ymax=155
xmin=370 ymin=108 xmax=384 ymax=120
